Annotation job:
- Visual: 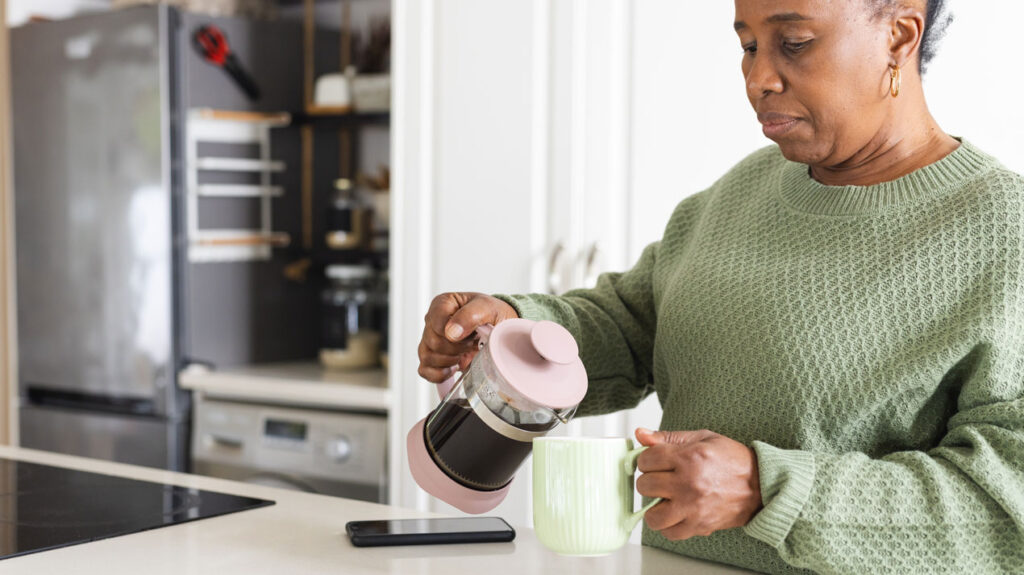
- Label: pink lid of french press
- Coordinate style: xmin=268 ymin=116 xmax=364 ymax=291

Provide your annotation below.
xmin=486 ymin=319 xmax=587 ymax=409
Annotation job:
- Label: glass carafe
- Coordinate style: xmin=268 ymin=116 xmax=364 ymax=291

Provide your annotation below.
xmin=408 ymin=319 xmax=588 ymax=513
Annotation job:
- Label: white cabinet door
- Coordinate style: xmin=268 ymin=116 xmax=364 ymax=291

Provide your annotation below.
xmin=545 ymin=0 xmax=634 ymax=441
xmin=391 ymin=0 xmax=635 ymax=526
xmin=390 ymin=0 xmax=555 ymax=527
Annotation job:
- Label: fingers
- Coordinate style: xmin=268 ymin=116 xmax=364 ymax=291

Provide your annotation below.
xmin=418 ymin=348 xmax=461 ymax=369
xmin=637 ymin=439 xmax=723 ymax=474
xmin=417 ymin=334 xmax=465 ymax=383
xmin=635 ymin=427 xmax=659 ymax=447
xmin=424 ymin=292 xmax=491 ymax=343
xmin=636 ymin=444 xmax=679 ymax=473
xmin=445 ymin=296 xmax=514 ymax=342
xmin=417 ymin=364 xmax=457 ymax=384
xmin=633 ymin=430 xmax=752 ymax=542
xmin=418 ymin=351 xmax=478 ymax=382
xmin=643 ymin=498 xmax=712 ymax=539
xmin=419 ymin=295 xmax=480 ymax=383
xmin=635 ymin=470 xmax=681 ymax=500
xmin=642 ymin=499 xmax=685 ymax=532
xmin=457 ymin=351 xmax=476 ymax=372
xmin=636 ymin=427 xmax=716 ymax=446
xmin=424 ymin=293 xmax=465 ymax=340
xmin=421 ymin=323 xmax=476 ymax=357
xmin=418 ymin=292 xmax=519 ymax=382
xmin=637 ymin=475 xmax=700 ymax=539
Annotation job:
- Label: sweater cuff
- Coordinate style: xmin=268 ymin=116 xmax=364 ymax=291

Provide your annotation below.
xmin=744 ymin=441 xmax=816 ymax=549
xmin=492 ymin=294 xmax=553 ymax=322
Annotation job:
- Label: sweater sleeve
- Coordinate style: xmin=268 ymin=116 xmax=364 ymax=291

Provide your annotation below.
xmin=744 ymin=348 xmax=1024 ymax=574
xmin=494 ymin=191 xmax=711 ymax=416
xmin=494 ymin=241 xmax=659 ymax=417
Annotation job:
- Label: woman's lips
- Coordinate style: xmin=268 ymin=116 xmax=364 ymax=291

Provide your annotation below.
xmin=758 ymin=113 xmax=800 ymax=138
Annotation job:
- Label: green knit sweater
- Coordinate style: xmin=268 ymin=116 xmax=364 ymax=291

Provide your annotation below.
xmin=498 ymin=141 xmax=1024 ymax=574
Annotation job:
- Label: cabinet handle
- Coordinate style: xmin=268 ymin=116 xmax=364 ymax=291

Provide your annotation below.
xmin=205 ymin=434 xmax=244 ymax=450
xmin=581 ymin=242 xmax=600 ymax=288
xmin=548 ymin=242 xmax=566 ymax=295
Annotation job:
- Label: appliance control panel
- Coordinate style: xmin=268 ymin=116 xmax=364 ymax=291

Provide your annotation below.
xmin=192 ymin=397 xmax=386 ymax=486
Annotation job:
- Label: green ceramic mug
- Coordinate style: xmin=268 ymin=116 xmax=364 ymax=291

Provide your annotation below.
xmin=532 ymin=437 xmax=662 ymax=556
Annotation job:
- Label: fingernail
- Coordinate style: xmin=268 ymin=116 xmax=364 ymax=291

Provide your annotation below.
xmin=637 ymin=427 xmax=653 ymax=435
xmin=445 ymin=323 xmax=464 ymax=341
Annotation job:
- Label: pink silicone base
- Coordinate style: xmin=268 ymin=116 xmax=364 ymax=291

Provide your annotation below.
xmin=406 ymin=418 xmax=512 ymax=514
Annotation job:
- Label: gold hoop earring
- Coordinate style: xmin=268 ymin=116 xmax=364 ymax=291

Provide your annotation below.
xmin=889 ymin=65 xmax=901 ymax=98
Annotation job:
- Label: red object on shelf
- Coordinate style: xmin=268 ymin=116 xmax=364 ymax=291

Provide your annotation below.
xmin=192 ymin=24 xmax=261 ymax=101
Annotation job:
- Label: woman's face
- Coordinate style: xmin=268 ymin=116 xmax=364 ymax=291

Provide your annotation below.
xmin=734 ymin=0 xmax=896 ymax=166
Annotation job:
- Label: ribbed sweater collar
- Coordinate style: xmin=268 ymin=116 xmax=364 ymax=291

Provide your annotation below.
xmin=776 ymin=139 xmax=996 ymax=216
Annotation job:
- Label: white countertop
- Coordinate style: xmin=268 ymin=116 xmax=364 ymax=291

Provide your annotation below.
xmin=0 ymin=446 xmax=751 ymax=574
xmin=179 ymin=362 xmax=390 ymax=412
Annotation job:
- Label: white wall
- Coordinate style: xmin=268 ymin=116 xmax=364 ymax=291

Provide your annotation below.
xmin=7 ymin=0 xmax=109 ymax=26
xmin=925 ymin=2 xmax=1024 ymax=174
xmin=629 ymin=0 xmax=766 ymax=258
xmin=627 ymin=0 xmax=1024 ymax=258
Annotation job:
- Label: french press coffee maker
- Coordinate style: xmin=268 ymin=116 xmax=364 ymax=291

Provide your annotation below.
xmin=407 ymin=319 xmax=588 ymax=514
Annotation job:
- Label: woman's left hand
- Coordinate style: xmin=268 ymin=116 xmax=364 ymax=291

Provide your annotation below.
xmin=635 ymin=428 xmax=763 ymax=540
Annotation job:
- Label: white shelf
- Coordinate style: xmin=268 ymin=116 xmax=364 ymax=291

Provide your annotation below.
xmin=179 ymin=361 xmax=390 ymax=412
xmin=186 ymin=107 xmax=290 ymax=263
xmin=196 ymin=184 xmax=284 ymax=198
xmin=192 ymin=108 xmax=291 ymax=127
xmin=195 ymin=157 xmax=286 ymax=172
xmin=188 ymin=230 xmax=290 ymax=262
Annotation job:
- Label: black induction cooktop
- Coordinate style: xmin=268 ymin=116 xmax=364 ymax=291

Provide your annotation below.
xmin=0 ymin=457 xmax=274 ymax=561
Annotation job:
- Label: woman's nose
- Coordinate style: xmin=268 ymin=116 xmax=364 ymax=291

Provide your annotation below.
xmin=746 ymin=54 xmax=784 ymax=99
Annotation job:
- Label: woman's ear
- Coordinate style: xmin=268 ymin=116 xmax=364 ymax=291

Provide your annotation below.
xmin=889 ymin=5 xmax=926 ymax=69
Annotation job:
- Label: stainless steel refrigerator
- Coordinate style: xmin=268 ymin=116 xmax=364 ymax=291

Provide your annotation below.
xmin=12 ymin=5 xmax=189 ymax=470
xmin=11 ymin=4 xmax=336 ymax=472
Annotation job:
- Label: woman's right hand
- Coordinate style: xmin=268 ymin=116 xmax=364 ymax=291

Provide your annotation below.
xmin=417 ymin=292 xmax=519 ymax=383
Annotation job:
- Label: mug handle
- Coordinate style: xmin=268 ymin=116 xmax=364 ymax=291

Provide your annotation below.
xmin=623 ymin=446 xmax=663 ymax=531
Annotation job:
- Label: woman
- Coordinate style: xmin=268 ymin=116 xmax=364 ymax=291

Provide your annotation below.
xmin=418 ymin=0 xmax=1024 ymax=573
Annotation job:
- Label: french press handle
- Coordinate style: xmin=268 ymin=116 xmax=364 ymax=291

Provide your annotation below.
xmin=435 ymin=324 xmax=494 ymax=399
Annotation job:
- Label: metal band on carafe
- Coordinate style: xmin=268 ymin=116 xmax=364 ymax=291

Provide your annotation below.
xmin=468 ymin=396 xmax=549 ymax=443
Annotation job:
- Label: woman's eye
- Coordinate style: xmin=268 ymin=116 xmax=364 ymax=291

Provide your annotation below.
xmin=783 ymin=40 xmax=812 ymax=53
xmin=742 ymin=43 xmax=757 ymax=55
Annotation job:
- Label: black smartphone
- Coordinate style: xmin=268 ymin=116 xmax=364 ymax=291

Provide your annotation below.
xmin=345 ymin=517 xmax=516 ymax=547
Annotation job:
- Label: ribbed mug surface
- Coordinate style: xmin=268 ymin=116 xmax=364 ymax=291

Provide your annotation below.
xmin=533 ymin=437 xmax=640 ymax=556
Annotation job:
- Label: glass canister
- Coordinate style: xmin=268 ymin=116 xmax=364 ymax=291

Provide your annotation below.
xmin=407 ymin=319 xmax=588 ymax=513
xmin=319 ymin=264 xmax=383 ymax=370
xmin=325 ymin=178 xmax=372 ymax=251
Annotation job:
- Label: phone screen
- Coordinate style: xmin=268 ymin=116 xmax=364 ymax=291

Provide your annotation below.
xmin=346 ymin=517 xmax=515 ymax=547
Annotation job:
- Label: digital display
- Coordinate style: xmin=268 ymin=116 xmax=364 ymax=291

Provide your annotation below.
xmin=264 ymin=419 xmax=308 ymax=441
